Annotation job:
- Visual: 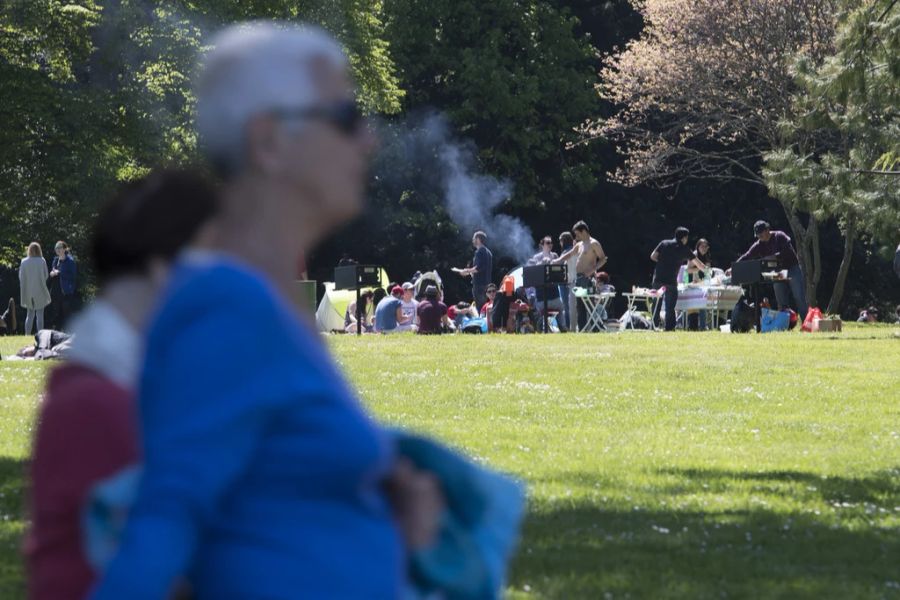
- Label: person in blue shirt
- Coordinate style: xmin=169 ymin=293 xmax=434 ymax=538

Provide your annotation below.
xmin=50 ymin=240 xmax=77 ymax=328
xmin=91 ymin=23 xmax=443 ymax=600
xmin=374 ymin=285 xmax=411 ymax=333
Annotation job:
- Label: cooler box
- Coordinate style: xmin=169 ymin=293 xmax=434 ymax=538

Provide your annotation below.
xmin=817 ymin=318 xmax=842 ymax=332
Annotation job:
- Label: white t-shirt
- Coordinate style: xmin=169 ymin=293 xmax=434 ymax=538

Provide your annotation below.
xmin=397 ymin=299 xmax=418 ymax=331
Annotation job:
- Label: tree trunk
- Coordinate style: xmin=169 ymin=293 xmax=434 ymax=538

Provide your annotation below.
xmin=809 ymin=214 xmax=822 ymax=306
xmin=825 ymin=220 xmax=856 ymax=315
xmin=783 ymin=206 xmax=819 ymax=308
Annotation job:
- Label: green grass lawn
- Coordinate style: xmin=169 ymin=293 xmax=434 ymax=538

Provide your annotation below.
xmin=1 ymin=327 xmax=899 ymax=599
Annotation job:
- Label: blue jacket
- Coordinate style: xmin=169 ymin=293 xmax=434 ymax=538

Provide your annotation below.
xmin=92 ymin=254 xmax=403 ymax=600
xmin=52 ymin=254 xmax=77 ymax=295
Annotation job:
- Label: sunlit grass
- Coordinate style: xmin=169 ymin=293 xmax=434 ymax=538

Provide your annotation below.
xmin=1 ymin=327 xmax=898 ymax=598
xmin=331 ymin=326 xmax=900 ymax=599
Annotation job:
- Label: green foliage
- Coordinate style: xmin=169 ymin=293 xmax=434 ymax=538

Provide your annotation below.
xmin=0 ymin=0 xmax=403 ymax=269
xmin=765 ymin=0 xmax=900 ymax=244
xmin=384 ymin=0 xmax=603 ymax=211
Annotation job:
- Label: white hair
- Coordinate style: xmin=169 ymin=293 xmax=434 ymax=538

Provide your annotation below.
xmin=196 ymin=22 xmax=348 ymax=177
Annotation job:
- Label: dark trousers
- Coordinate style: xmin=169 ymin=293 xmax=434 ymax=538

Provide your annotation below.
xmin=652 ymin=284 xmax=679 ymax=331
xmin=57 ymin=294 xmax=76 ymax=330
xmin=472 ymin=284 xmax=488 ymax=312
xmin=574 ymin=274 xmax=593 ymax=330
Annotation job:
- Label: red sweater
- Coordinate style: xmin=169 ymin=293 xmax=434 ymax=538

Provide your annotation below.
xmin=25 ymin=364 xmax=138 ymax=600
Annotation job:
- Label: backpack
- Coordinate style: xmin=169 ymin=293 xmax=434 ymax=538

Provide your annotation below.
xmin=730 ymin=299 xmax=756 ymax=333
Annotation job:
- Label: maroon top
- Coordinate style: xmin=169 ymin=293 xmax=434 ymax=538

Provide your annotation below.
xmin=737 ymin=230 xmax=799 ymax=269
xmin=25 ymin=364 xmax=138 ymax=600
xmin=416 ymin=299 xmax=448 ymax=334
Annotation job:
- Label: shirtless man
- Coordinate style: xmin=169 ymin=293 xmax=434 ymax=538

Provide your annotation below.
xmin=557 ymin=220 xmax=607 ymax=330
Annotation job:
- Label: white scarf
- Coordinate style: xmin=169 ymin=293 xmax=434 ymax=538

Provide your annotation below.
xmin=65 ymin=300 xmax=141 ymax=390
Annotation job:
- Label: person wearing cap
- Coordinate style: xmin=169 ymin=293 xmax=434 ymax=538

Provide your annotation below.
xmin=397 ymin=282 xmax=418 ymax=332
xmin=735 ymin=220 xmax=808 ymax=319
xmin=374 ymin=285 xmax=411 ymax=333
xmin=417 ymin=285 xmax=450 ymax=334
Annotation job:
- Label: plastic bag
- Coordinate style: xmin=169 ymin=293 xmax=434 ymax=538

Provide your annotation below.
xmin=760 ymin=308 xmax=790 ymax=333
xmin=802 ymin=307 xmax=823 ymax=332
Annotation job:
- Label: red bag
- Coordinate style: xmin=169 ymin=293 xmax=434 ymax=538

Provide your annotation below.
xmin=802 ymin=307 xmax=823 ymax=332
xmin=787 ymin=309 xmax=798 ymax=330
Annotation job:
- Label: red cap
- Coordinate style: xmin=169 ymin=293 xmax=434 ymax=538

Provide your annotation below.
xmin=391 ymin=285 xmax=403 ymax=296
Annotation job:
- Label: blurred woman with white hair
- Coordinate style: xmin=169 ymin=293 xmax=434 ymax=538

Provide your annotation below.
xmin=92 ymin=23 xmax=442 ymax=600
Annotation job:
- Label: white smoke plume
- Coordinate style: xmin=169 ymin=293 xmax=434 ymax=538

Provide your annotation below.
xmin=386 ymin=113 xmax=535 ymax=264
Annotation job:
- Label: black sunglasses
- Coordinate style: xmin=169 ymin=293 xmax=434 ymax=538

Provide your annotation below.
xmin=272 ymin=101 xmax=365 ymax=136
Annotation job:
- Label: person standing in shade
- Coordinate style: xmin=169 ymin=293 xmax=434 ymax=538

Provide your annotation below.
xmin=651 ymin=227 xmax=707 ymax=331
xmin=452 ymin=231 xmax=492 ymax=312
xmin=50 ymin=241 xmax=77 ymax=329
xmin=19 ymin=243 xmax=52 ymax=335
xmin=735 ymin=220 xmax=808 ymax=320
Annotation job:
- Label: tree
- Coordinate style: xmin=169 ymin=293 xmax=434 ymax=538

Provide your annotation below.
xmin=383 ymin=0 xmax=603 ymax=211
xmin=589 ymin=0 xmax=843 ymax=308
xmin=764 ymin=0 xmax=899 ymax=312
xmin=0 ymin=0 xmax=403 ymax=278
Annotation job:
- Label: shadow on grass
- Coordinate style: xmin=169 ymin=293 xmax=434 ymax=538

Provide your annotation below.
xmin=512 ymin=468 xmax=900 ymax=599
xmin=655 ymin=467 xmax=900 ymax=506
xmin=0 ymin=456 xmax=27 ymax=599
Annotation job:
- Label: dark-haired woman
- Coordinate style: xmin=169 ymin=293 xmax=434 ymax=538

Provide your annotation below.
xmin=689 ymin=238 xmax=712 ymax=330
xmin=345 ymin=290 xmax=374 ymax=333
xmin=25 ymin=170 xmax=218 ymax=600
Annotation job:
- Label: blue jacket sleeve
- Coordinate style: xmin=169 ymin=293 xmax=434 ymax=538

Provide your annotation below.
xmin=91 ymin=274 xmax=291 ymax=599
xmin=60 ymin=257 xmax=77 ymax=294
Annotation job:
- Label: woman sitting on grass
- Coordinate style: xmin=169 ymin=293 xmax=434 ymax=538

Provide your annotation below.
xmin=25 ymin=170 xmax=218 ymax=600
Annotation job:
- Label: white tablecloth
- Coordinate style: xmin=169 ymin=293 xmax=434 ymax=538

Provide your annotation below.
xmin=675 ymin=285 xmax=743 ymax=311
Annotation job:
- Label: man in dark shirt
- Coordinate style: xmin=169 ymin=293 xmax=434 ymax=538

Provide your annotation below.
xmin=651 ymin=227 xmax=707 ymax=331
xmin=735 ymin=220 xmax=808 ymax=319
xmin=416 ymin=285 xmax=450 ymax=334
xmin=452 ymin=231 xmax=493 ymax=311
